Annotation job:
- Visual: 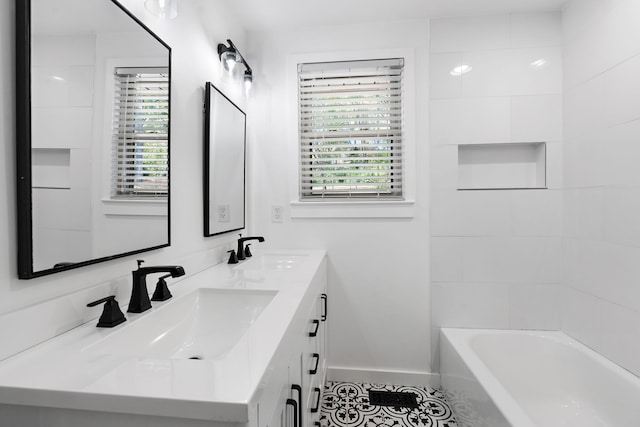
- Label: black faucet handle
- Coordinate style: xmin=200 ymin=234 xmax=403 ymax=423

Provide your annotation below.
xmin=87 ymin=296 xmax=127 ymax=328
xmin=227 ymin=249 xmax=238 ymax=264
xmin=151 ymin=274 xmax=173 ymax=302
xmin=245 ymin=244 xmax=252 ymax=258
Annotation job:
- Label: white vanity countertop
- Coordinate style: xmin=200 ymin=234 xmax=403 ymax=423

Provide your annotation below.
xmin=0 ymin=249 xmax=326 ymax=422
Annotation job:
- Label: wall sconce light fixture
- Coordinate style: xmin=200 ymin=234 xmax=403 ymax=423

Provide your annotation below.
xmin=218 ymin=39 xmax=253 ymax=90
xmin=144 ymin=0 xmax=178 ymax=19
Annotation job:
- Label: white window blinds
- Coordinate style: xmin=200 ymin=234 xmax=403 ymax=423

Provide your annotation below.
xmin=298 ymin=58 xmax=404 ymax=200
xmin=112 ymin=67 xmax=169 ymax=198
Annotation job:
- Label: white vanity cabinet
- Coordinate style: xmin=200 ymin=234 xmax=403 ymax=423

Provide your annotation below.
xmin=0 ymin=250 xmax=328 ymax=427
xmin=259 ymin=260 xmax=328 ymax=427
xmin=302 ymin=288 xmax=328 ymax=426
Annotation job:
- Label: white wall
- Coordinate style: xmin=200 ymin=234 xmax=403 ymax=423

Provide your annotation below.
xmin=429 ymin=12 xmax=564 ymax=368
xmin=0 ymin=0 xmax=250 ymax=359
xmin=247 ymin=21 xmax=432 ymax=377
xmin=562 ymin=0 xmax=640 ymax=377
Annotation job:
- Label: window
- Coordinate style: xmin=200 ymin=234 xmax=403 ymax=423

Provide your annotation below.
xmin=298 ymin=58 xmax=404 ymax=200
xmin=111 ymin=67 xmax=169 ymax=198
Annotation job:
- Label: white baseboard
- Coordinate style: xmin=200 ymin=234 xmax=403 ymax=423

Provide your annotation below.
xmin=327 ymin=367 xmax=441 ymax=388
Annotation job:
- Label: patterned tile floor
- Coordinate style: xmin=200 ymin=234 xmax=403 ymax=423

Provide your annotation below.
xmin=320 ymin=382 xmax=458 ymax=427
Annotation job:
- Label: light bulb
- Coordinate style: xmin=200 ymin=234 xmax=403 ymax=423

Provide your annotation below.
xmin=221 ymin=50 xmax=238 ymax=73
xmin=244 ymin=72 xmax=253 ymax=92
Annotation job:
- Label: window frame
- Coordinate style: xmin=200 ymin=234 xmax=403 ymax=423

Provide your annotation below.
xmin=111 ymin=66 xmax=170 ymax=199
xmin=298 ymin=58 xmax=405 ymax=201
xmin=287 ymin=49 xmax=417 ymax=219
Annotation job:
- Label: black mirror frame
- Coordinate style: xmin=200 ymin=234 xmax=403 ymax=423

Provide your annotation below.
xmin=203 ymin=82 xmax=247 ymax=237
xmin=15 ymin=0 xmax=173 ymax=279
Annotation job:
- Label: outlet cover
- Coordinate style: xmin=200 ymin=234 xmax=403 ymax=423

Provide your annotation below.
xmin=271 ymin=205 xmax=283 ymax=223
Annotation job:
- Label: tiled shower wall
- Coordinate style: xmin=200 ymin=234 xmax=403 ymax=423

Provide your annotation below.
xmin=429 ymin=12 xmax=563 ymax=367
xmin=562 ymin=0 xmax=640 ymax=377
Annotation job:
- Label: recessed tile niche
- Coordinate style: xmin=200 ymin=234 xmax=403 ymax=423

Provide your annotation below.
xmin=31 ymin=148 xmax=71 ymax=189
xmin=457 ymin=142 xmax=546 ymax=190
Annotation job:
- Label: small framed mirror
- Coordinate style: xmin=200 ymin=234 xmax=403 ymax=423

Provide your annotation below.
xmin=203 ymin=83 xmax=246 ymax=236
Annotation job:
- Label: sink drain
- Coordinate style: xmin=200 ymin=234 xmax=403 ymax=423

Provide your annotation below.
xmin=188 ymin=356 xmax=203 ymax=360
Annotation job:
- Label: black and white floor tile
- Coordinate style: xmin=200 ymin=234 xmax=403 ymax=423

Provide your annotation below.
xmin=320 ymin=382 xmax=458 ymax=427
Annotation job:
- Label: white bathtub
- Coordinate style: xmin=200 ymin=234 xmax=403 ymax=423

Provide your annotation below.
xmin=440 ymin=328 xmax=640 ymax=427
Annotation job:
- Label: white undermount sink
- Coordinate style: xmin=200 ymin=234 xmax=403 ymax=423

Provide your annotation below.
xmin=84 ymin=288 xmax=277 ymax=360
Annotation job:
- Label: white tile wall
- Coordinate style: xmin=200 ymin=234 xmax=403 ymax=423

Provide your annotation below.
xmin=510 ymin=13 xmax=562 ymax=48
xmin=461 ymin=50 xmax=513 ymax=97
xmin=508 ymin=47 xmax=563 ymax=95
xmin=545 ymin=142 xmax=563 ymax=189
xmin=562 ymin=287 xmax=602 ymax=351
xmin=430 ymin=12 xmax=563 ymax=334
xmin=563 ymin=0 xmax=640 ymax=377
xmin=429 ymin=145 xmax=458 ymax=190
xmin=598 ymin=121 xmax=640 ymax=186
xmin=429 ymin=53 xmax=463 ymax=99
xmin=600 ymin=302 xmax=640 ymax=377
xmin=430 ymin=15 xmax=510 ymax=53
xmin=31 ymin=34 xmax=96 ymax=67
xmin=432 ymin=282 xmax=510 ymax=329
xmin=31 ymin=66 xmax=95 ymax=108
xmin=564 ymin=76 xmax=605 ymax=140
xmin=602 ymin=54 xmax=640 ymax=127
xmin=32 ymin=107 xmax=93 ymax=149
xmin=601 ymin=0 xmax=640 ymax=70
xmin=431 ymin=97 xmax=512 ymax=144
xmin=32 ymin=189 xmax=91 ymax=231
xmin=33 ymin=228 xmax=93 ymax=272
xmin=511 ymin=94 xmax=563 ymax=142
xmin=29 ymin=34 xmax=97 ymax=276
xmin=431 ymin=237 xmax=462 ymax=283
xmin=563 ymin=188 xmax=603 ymax=239
xmin=510 ymin=190 xmax=562 ymax=237
xmin=461 ymin=237 xmax=561 ymax=284
xmin=509 ymin=284 xmax=561 ymax=330
xmin=602 ymin=187 xmax=640 ymax=247
xmin=431 ymin=190 xmax=512 ymax=237
xmin=70 ymin=149 xmax=93 ymax=191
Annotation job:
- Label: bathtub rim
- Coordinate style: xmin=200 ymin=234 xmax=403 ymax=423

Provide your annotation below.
xmin=440 ymin=327 xmax=640 ymax=427
xmin=441 ymin=328 xmax=537 ymax=427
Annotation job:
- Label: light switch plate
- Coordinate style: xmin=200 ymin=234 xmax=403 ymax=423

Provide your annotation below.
xmin=271 ymin=205 xmax=283 ymax=223
xmin=217 ymin=204 xmax=230 ymax=222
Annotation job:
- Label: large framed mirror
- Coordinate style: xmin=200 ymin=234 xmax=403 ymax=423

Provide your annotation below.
xmin=16 ymin=0 xmax=172 ymax=279
xmin=203 ymin=83 xmax=246 ymax=236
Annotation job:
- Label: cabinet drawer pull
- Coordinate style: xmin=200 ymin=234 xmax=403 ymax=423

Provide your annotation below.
xmin=308 ymin=319 xmax=320 ymax=337
xmin=285 ymin=398 xmax=298 ymax=427
xmin=311 ymin=387 xmax=322 ymax=413
xmin=309 ymin=353 xmax=320 ymax=375
xmin=321 ymin=293 xmax=327 ymax=321
xmin=291 ymin=384 xmax=302 ymax=427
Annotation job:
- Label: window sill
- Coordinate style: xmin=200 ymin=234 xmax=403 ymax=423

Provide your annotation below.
xmin=101 ymin=198 xmax=168 ymax=217
xmin=290 ymin=200 xmax=415 ymax=219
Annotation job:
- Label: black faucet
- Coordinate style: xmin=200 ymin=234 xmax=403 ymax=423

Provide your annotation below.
xmin=237 ymin=234 xmax=265 ymax=261
xmin=128 ymin=260 xmax=185 ymax=313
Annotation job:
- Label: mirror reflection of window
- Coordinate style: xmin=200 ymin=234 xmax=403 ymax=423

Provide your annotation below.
xmin=111 ymin=67 xmax=169 ymax=199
